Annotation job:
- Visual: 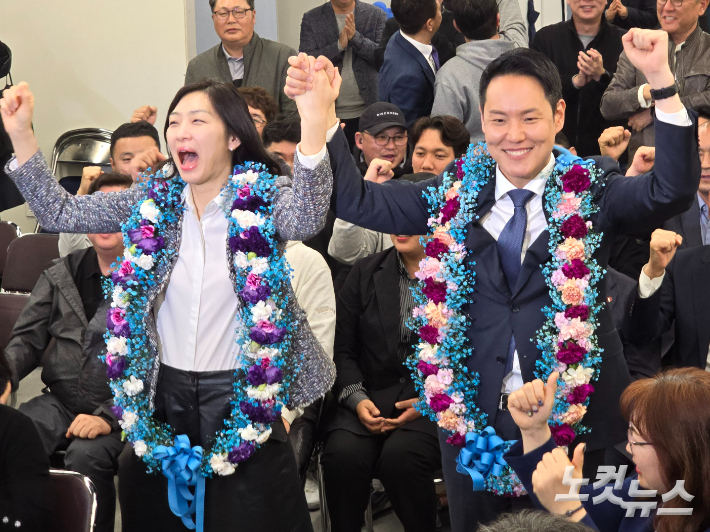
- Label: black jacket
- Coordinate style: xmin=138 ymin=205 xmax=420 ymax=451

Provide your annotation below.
xmin=532 ymin=19 xmax=626 ymax=157
xmin=624 ymin=245 xmax=710 ymax=370
xmin=326 ymin=247 xmax=436 ymax=437
xmin=605 ymin=0 xmax=658 ymax=30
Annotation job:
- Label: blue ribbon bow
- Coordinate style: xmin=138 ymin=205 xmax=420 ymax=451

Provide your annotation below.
xmin=154 ymin=435 xmax=205 ymax=532
xmin=553 ymin=146 xmax=595 ymax=173
xmin=455 ymin=426 xmax=514 ymax=491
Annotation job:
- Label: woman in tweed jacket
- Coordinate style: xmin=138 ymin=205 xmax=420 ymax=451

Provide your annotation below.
xmin=1 ymin=71 xmax=338 ymax=531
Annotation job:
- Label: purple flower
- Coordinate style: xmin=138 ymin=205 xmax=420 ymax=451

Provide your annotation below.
xmin=565 ymin=305 xmax=590 ymax=321
xmin=228 ymin=227 xmax=272 ymax=257
xmin=567 ymin=383 xmax=595 ymax=405
xmin=417 ymin=360 xmax=439 ymax=377
xmin=422 ymin=277 xmax=447 ymax=304
xmin=127 ymin=220 xmax=164 ymax=255
xmin=111 ymin=404 xmax=124 ymax=419
xmin=561 ymin=165 xmax=591 ymax=193
xmin=425 ymin=239 xmax=449 ymax=259
xmin=240 ymin=284 xmax=271 ymax=304
xmin=556 ymin=341 xmax=587 ymax=364
xmin=106 ymin=308 xmax=131 ymax=337
xmin=562 ymin=258 xmax=590 ymax=279
xmin=249 ymin=325 xmax=286 ymax=345
xmin=455 ymin=159 xmax=465 ymax=180
xmin=239 ymin=401 xmax=278 ymax=424
xmin=447 ymin=432 xmax=465 ymax=446
xmin=265 ymin=366 xmax=283 ymax=384
xmin=106 ymin=356 xmax=127 ymax=379
xmin=441 ymin=197 xmax=460 ymax=224
xmin=419 ymin=325 xmax=440 ymax=345
xmin=246 ymin=365 xmax=267 ymax=386
xmin=429 ymin=393 xmax=454 ymax=413
xmin=228 ymin=441 xmax=255 ymax=464
xmin=550 ymin=423 xmax=576 ymax=446
xmin=560 ymin=215 xmax=588 ymax=239
xmin=232 ymin=195 xmax=268 ymax=213
xmin=148 ymin=181 xmax=171 ymax=201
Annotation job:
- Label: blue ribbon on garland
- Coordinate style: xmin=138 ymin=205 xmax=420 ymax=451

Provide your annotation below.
xmin=455 ymin=426 xmax=513 ymax=491
xmin=553 ymin=146 xmax=595 ymax=173
xmin=154 ymin=435 xmax=205 ymax=531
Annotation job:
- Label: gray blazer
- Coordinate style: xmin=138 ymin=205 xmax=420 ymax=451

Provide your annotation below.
xmin=6 ymin=152 xmax=336 ymax=410
xmin=185 ymin=32 xmax=297 ymax=115
xmin=299 ymin=0 xmax=386 ymax=107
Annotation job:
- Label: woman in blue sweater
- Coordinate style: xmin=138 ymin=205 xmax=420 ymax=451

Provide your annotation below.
xmin=504 ymin=368 xmax=710 ymax=532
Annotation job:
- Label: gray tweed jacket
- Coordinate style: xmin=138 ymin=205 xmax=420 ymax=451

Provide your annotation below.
xmin=299 ymin=0 xmax=386 ymax=107
xmin=6 ymin=152 xmax=336 ymax=410
xmin=185 ymin=32 xmax=297 ymax=115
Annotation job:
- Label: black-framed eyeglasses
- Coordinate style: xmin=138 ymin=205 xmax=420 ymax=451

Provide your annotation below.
xmin=251 ymin=116 xmax=266 ymax=127
xmin=628 ymin=425 xmax=654 ymax=450
xmin=657 ymin=0 xmax=685 ymax=7
xmin=213 ymin=7 xmax=254 ymax=21
xmin=364 ymin=131 xmax=408 ymax=146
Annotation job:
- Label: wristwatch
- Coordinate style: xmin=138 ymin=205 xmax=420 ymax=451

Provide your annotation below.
xmin=649 ymin=83 xmax=679 ymax=101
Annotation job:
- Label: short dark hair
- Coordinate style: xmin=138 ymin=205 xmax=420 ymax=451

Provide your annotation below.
xmin=88 ymin=172 xmax=134 ymax=195
xmin=554 ymin=131 xmax=571 ymax=149
xmin=163 ymin=80 xmax=281 ymax=176
xmin=450 ymin=0 xmax=498 ymax=40
xmin=411 ymin=115 xmax=470 ymax=158
xmin=699 ymin=110 xmax=710 ymax=123
xmin=479 ymin=48 xmax=563 ymax=113
xmin=478 ymin=511 xmax=595 ymax=532
xmin=209 ymin=0 xmax=255 ymax=12
xmin=0 ymin=351 xmax=11 ymax=397
xmin=262 ymin=113 xmax=301 ymax=148
xmin=238 ymin=87 xmax=279 ymax=123
xmin=391 ymin=0 xmax=438 ymax=35
xmin=111 ymin=121 xmax=161 ymax=158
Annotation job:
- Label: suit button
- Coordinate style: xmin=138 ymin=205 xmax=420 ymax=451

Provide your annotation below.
xmin=399 ymin=378 xmax=406 ymax=384
xmin=511 ymin=306 xmax=520 ymax=313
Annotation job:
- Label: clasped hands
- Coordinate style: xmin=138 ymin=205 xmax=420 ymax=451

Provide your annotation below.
xmin=356 ymin=398 xmax=422 ymax=434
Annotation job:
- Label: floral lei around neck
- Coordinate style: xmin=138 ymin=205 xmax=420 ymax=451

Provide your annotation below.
xmin=408 ymin=143 xmax=604 ymax=496
xmin=104 ymin=162 xmax=297 ymax=478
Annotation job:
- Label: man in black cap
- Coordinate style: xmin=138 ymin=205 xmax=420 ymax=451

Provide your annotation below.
xmin=353 ymin=102 xmax=413 ymax=179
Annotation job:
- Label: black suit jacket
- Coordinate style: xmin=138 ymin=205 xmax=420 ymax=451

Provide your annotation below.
xmin=326 ymin=247 xmax=437 ymax=437
xmin=605 ymin=0 xmax=658 ymax=30
xmin=624 ymin=245 xmax=710 ymax=369
xmin=663 ymin=194 xmax=703 ymax=249
xmin=327 ymin=113 xmax=700 ymax=451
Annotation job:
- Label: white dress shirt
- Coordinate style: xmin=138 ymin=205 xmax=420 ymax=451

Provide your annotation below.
xmin=156 ymin=184 xmax=242 ymax=372
xmin=399 ymin=31 xmax=437 ymax=74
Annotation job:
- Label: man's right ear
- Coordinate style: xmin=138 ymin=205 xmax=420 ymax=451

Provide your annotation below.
xmin=354 ymin=132 xmax=364 ymax=149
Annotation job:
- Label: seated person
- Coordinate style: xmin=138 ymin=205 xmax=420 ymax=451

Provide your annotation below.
xmin=353 ymin=102 xmax=413 ymax=179
xmin=0 ymin=351 xmax=49 ymax=532
xmin=238 ymin=86 xmax=279 ymax=136
xmin=5 ymin=173 xmax=133 ymax=532
xmin=504 ymin=368 xmax=710 ymax=532
xmin=322 ymin=210 xmax=441 ymax=532
xmin=59 ymin=120 xmax=162 ymax=257
xmin=478 ymin=510 xmax=595 ymax=532
xmin=329 ymin=115 xmax=468 ymax=265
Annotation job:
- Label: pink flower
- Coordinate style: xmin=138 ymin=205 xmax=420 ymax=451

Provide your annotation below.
xmin=118 ymin=261 xmax=135 ymax=277
xmin=577 ymin=338 xmax=592 ymax=351
xmin=140 ymin=225 xmax=155 ymax=239
xmin=110 ymin=308 xmax=126 ymax=326
xmin=562 ymin=259 xmax=590 ymax=280
xmin=430 ymin=393 xmax=454 ymax=413
xmin=420 ymin=324 xmax=441 ymax=345
xmin=455 ymin=159 xmax=465 ymax=180
xmin=424 ymin=374 xmax=446 ymax=396
xmin=550 ymin=423 xmax=577 ymax=446
xmin=447 ymin=432 xmax=465 ymax=446
xmin=560 ymin=281 xmax=585 ymax=306
xmin=437 ymin=368 xmax=454 ymax=386
xmin=417 ymin=360 xmax=439 ymax=377
xmin=416 ymin=257 xmax=443 ymax=281
xmin=568 ymin=383 xmax=595 ymax=404
xmin=246 ymin=273 xmax=263 ymax=289
xmin=258 ymin=321 xmax=276 ymax=333
xmin=557 ymin=238 xmax=585 ymax=261
xmin=561 ymin=215 xmax=588 ymax=239
xmin=556 ymin=341 xmax=587 ymax=364
xmin=561 ymin=165 xmax=591 ymax=193
xmin=433 ymin=228 xmax=454 ymax=247
xmin=437 ymin=410 xmax=460 ymax=430
xmin=441 ymin=197 xmax=460 ymax=224
xmin=445 ymin=187 xmax=459 ymax=201
xmin=554 ymin=312 xmax=568 ymax=330
xmin=553 ymin=193 xmax=582 ymax=219
xmin=565 ymin=305 xmax=590 ymax=321
xmin=425 ymin=302 xmax=449 ymax=329
xmin=559 ymin=318 xmax=590 ymax=341
xmin=561 ymin=404 xmax=587 ymax=425
xmin=551 ymin=269 xmax=567 ymax=288
xmin=422 ymin=278 xmax=447 ymax=304
xmin=238 ymin=185 xmax=251 ymax=198
xmin=425 ymin=239 xmax=449 ymax=259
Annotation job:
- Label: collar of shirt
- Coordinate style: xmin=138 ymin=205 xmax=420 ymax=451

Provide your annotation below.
xmin=181 ymin=183 xmax=228 ymax=217
xmin=399 ymin=31 xmax=434 ymax=68
xmin=222 ymin=44 xmax=244 ymax=62
xmin=699 ymin=192 xmax=709 ymax=218
xmin=493 ymin=153 xmax=554 ymax=202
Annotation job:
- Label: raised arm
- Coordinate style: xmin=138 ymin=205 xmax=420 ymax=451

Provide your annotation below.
xmin=497 ymin=0 xmax=528 ymax=48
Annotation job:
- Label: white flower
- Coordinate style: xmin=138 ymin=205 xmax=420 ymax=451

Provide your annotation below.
xmin=210 ymin=453 xmax=236 ymax=476
xmin=256 ymin=428 xmax=272 ymax=444
xmin=239 ymin=425 xmax=260 ymax=441
xmin=133 ymin=440 xmax=147 ymax=457
xmin=247 ymin=383 xmax=281 ymax=401
xmin=139 ymin=200 xmax=160 ymax=223
xmin=234 ymin=252 xmax=249 ymax=269
xmin=124 ymin=248 xmax=135 ymax=263
xmin=112 ymin=286 xmax=130 ymax=309
xmin=248 ymin=257 xmax=269 ymax=275
xmin=107 ymin=336 xmax=128 ymax=356
xmin=563 ymin=366 xmax=594 ymax=387
xmin=232 ymin=209 xmax=265 ymax=229
xmin=134 ymin=253 xmax=154 ymax=270
xmin=123 ymin=376 xmax=144 ymax=397
xmin=247 ymin=347 xmax=280 ymax=360
xmin=418 ymin=343 xmax=439 ymax=363
xmin=241 ymin=170 xmax=260 ymax=184
xmin=119 ymin=410 xmax=138 ymax=431
xmin=250 ymin=301 xmax=272 ymax=322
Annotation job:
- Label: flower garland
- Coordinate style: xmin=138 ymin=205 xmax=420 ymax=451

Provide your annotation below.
xmin=407 ymin=143 xmax=604 ymax=496
xmin=104 ymin=163 xmax=297 ymax=481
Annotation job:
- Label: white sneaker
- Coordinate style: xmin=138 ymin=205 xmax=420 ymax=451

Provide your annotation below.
xmin=304 ymin=477 xmax=321 ymax=511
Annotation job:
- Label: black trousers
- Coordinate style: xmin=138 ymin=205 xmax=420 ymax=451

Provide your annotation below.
xmin=117 ymin=364 xmax=312 ymax=532
xmin=321 ymin=427 xmax=441 ymax=532
xmin=19 ymin=392 xmax=123 ymax=532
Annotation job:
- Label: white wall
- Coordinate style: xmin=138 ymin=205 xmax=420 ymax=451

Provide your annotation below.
xmin=1 ymin=1 xmax=190 ymax=231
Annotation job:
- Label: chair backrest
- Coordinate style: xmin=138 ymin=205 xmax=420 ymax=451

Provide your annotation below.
xmin=47 ymin=470 xmax=97 ymax=532
xmin=1 ymin=234 xmax=60 ymax=292
xmin=0 ymin=221 xmax=20 ymax=279
xmin=0 ymin=292 xmax=30 ymax=355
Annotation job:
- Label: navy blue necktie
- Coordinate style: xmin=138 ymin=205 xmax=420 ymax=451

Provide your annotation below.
xmin=497 ymin=189 xmax=535 ymax=375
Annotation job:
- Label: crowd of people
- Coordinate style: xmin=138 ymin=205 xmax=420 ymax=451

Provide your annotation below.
xmin=1 ymin=0 xmax=710 ymax=531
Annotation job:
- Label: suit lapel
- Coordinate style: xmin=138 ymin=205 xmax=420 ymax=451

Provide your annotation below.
xmin=373 ymin=251 xmax=403 ymax=356
xmin=681 ymin=197 xmax=703 ymax=248
xmin=693 ymin=248 xmax=710 ymax=367
xmin=395 ymin=32 xmax=435 ymax=86
xmin=214 ymin=44 xmax=233 ymax=84
xmin=324 ymin=3 xmax=340 ymax=44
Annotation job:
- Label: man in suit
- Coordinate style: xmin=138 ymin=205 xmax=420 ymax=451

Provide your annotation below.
xmin=184 ymin=0 xmax=296 ymax=114
xmin=624 ymin=229 xmax=710 ymax=370
xmin=379 ymin=0 xmax=443 ymax=127
xmin=605 ymin=0 xmax=658 ymax=29
xmin=285 ymin=27 xmax=700 ymax=531
xmin=300 ymin=0 xmax=386 ymax=148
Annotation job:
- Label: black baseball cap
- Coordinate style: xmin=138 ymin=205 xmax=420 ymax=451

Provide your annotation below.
xmin=358 ymin=103 xmax=407 ymax=135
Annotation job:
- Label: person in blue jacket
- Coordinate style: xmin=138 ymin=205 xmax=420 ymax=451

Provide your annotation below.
xmin=505 ymin=367 xmax=710 ymax=532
